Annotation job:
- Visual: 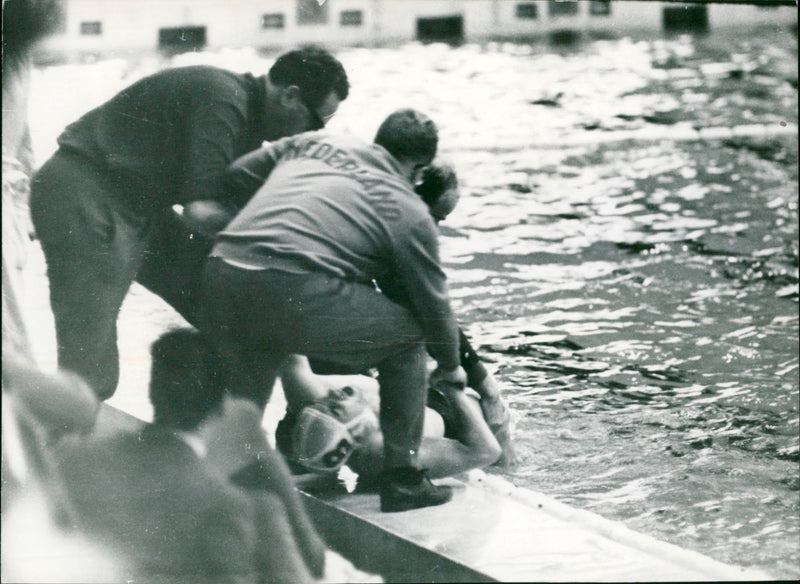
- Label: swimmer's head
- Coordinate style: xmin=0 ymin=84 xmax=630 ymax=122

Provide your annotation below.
xmin=415 ymin=162 xmax=460 ymax=224
xmin=290 ymin=386 xmax=379 ymax=474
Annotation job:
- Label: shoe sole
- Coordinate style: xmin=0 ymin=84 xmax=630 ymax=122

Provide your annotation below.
xmin=380 ymin=491 xmax=453 ymax=513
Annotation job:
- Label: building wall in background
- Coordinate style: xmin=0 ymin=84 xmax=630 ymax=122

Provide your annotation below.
xmin=35 ymin=1 xmax=797 ymax=59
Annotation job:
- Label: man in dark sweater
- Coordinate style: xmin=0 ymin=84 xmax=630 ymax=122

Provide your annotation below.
xmin=30 ymin=47 xmax=349 ymax=400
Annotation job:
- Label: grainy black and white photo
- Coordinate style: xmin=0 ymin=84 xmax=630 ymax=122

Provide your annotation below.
xmin=3 ymin=0 xmax=797 ymax=582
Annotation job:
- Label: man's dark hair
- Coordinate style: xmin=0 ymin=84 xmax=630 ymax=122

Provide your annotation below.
xmin=2 ymin=0 xmax=64 ymax=80
xmin=374 ymin=109 xmax=438 ymax=165
xmin=415 ymin=162 xmax=458 ymax=208
xmin=149 ymin=328 xmax=224 ymax=432
xmin=268 ymin=45 xmax=350 ymax=110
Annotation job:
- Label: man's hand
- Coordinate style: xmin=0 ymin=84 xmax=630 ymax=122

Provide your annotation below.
xmin=181 ymin=200 xmax=236 ymax=238
xmin=475 ymin=373 xmax=519 ymax=468
xmin=429 ymin=365 xmax=468 ymax=393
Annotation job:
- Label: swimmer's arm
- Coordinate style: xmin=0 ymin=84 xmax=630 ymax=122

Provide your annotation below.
xmin=278 ymin=355 xmax=379 ymax=413
xmin=350 ymin=391 xmax=501 ymax=480
xmin=473 ymin=371 xmax=519 ymax=468
xmin=417 ymin=389 xmax=501 ymax=478
xmin=278 ymin=355 xmax=331 ymax=412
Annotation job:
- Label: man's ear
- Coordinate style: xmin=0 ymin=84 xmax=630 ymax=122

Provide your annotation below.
xmin=281 ymin=84 xmax=303 ymax=108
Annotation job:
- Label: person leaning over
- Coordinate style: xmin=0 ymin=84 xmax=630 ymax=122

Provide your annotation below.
xmin=297 ymin=160 xmax=518 ymax=467
xmin=200 ymin=109 xmax=466 ymax=512
xmin=30 ymin=47 xmax=349 ymax=400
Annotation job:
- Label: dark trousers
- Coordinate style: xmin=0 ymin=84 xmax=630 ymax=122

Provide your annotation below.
xmin=30 ymin=151 xmax=150 ymax=399
xmin=30 ymin=151 xmax=217 ymax=399
xmin=200 ymin=257 xmax=428 ymax=469
xmin=135 ymin=210 xmax=212 ymax=326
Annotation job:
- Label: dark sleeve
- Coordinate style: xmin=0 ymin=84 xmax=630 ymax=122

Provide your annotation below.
xmin=459 ymin=329 xmax=489 ymax=388
xmin=223 ymin=137 xmax=298 ymax=209
xmin=385 ymin=217 xmax=460 ymax=370
xmin=179 ymin=98 xmax=251 ymax=205
xmin=422 ymin=328 xmax=488 ymax=388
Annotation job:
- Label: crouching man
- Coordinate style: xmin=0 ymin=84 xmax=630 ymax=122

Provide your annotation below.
xmin=200 ymin=109 xmax=466 ymax=512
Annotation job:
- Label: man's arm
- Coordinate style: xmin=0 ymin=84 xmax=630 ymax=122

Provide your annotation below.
xmin=223 ymin=143 xmax=286 ymax=209
xmin=385 ymin=217 xmax=461 ymax=372
xmin=180 ymin=136 xmax=298 ymax=237
xmin=179 ymin=100 xmax=251 ymax=205
xmin=179 ymin=200 xmax=237 ymax=238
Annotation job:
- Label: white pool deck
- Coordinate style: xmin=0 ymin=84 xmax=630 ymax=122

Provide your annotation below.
xmin=299 ymin=475 xmax=771 ymax=582
xmin=22 ymin=236 xmax=777 ymax=583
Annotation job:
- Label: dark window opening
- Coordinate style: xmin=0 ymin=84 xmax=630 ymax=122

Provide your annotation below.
xmin=262 ymin=13 xmax=285 ymax=29
xmin=158 ymin=26 xmax=207 ymax=50
xmin=589 ymin=0 xmax=611 ymax=16
xmin=548 ymin=1 xmax=579 ymax=17
xmin=516 ymin=3 xmax=538 ymax=20
xmin=297 ymin=0 xmax=328 ymax=25
xmin=662 ymin=6 xmax=709 ymax=34
xmin=549 ymin=29 xmax=581 ymax=45
xmin=416 ymin=15 xmax=464 ymax=44
xmin=340 ymin=10 xmax=363 ymax=27
xmin=80 ymin=21 xmax=102 ymax=36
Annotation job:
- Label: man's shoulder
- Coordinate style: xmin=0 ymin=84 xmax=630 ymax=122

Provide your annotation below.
xmin=152 ymin=64 xmax=241 ymax=80
xmin=56 ymin=428 xmax=247 ymax=504
xmin=139 ymin=65 xmax=254 ymax=96
xmin=55 ymin=426 xmax=200 ymax=469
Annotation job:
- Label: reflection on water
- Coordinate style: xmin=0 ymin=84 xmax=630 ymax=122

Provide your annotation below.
xmin=29 ymin=28 xmax=798 ymax=578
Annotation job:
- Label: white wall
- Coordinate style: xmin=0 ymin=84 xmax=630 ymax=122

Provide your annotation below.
xmin=35 ymin=0 xmax=799 ymax=57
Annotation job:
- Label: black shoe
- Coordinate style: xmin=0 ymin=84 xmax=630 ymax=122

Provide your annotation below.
xmin=379 ymin=467 xmax=453 ymax=513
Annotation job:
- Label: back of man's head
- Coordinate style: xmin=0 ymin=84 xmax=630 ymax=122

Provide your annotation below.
xmin=374 ymin=109 xmax=438 ymax=166
xmin=269 ymin=45 xmax=350 ymax=110
xmin=415 ymin=162 xmax=458 ymax=208
xmin=149 ymin=328 xmax=224 ymax=432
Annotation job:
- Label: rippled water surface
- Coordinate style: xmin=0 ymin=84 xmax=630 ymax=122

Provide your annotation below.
xmin=30 ymin=27 xmax=798 ymax=578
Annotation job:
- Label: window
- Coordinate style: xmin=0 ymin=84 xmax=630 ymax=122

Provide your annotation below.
xmin=516 ymin=3 xmax=538 ymax=19
xmin=663 ymin=6 xmax=708 ymax=34
xmin=80 ymin=21 xmax=102 ymax=35
xmin=589 ymin=1 xmax=611 ymax=16
xmin=340 ymin=10 xmax=363 ymax=27
xmin=262 ymin=13 xmax=285 ymax=29
xmin=417 ymin=16 xmax=464 ymax=43
xmin=159 ymin=26 xmax=206 ymax=49
xmin=548 ymin=1 xmax=579 ymax=17
xmin=297 ymin=0 xmax=328 ymax=26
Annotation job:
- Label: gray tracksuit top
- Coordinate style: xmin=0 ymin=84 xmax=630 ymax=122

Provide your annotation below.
xmin=212 ymin=131 xmax=460 ymax=370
